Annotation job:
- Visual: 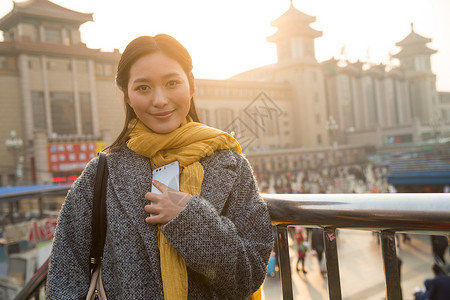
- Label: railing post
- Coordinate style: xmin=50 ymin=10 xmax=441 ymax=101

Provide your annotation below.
xmin=380 ymin=231 xmax=402 ymax=300
xmin=324 ymin=228 xmax=342 ymax=300
xmin=276 ymin=225 xmax=293 ymax=300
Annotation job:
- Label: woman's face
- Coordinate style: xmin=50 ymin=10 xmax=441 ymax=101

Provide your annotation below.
xmin=127 ymin=52 xmax=194 ymax=134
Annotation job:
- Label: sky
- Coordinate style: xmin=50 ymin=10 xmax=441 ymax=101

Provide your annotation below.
xmin=1 ymin=0 xmax=449 ymax=91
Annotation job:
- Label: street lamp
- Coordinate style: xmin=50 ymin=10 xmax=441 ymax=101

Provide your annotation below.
xmin=5 ymin=130 xmax=23 ymax=185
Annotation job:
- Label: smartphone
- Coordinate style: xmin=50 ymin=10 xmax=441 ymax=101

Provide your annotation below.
xmin=151 ymin=161 xmax=180 ymax=195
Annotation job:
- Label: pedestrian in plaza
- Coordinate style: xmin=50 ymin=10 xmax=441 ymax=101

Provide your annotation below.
xmin=429 ymin=264 xmax=450 ymax=300
xmin=294 ymin=227 xmax=308 ymax=274
xmin=396 ymin=233 xmax=412 ymax=247
xmin=431 ymin=235 xmax=448 ymax=264
xmin=311 ymin=228 xmax=326 ymax=275
xmin=414 ymin=264 xmax=450 ymax=300
xmin=46 ymin=34 xmax=273 ymax=299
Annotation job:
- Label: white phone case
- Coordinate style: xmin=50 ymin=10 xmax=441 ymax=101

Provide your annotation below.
xmin=151 ymin=161 xmax=180 ymax=194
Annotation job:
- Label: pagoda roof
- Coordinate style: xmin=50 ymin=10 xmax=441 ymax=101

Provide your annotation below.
xmin=393 ymin=23 xmax=437 ymax=58
xmin=396 ymin=23 xmax=432 ymax=47
xmin=267 ymin=1 xmax=322 ymax=42
xmin=271 ymin=1 xmax=316 ymax=27
xmin=393 ymin=44 xmax=437 ymax=58
xmin=0 ymin=0 xmax=93 ymax=30
xmin=267 ymin=24 xmax=322 ymax=41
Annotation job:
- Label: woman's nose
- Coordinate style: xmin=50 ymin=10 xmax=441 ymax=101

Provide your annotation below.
xmin=152 ymin=88 xmax=168 ymax=107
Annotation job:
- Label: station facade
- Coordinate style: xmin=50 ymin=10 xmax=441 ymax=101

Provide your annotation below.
xmin=0 ymin=0 xmax=448 ymax=185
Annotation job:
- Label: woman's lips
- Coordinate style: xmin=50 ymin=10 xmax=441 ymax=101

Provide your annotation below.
xmin=151 ymin=110 xmax=174 ymax=119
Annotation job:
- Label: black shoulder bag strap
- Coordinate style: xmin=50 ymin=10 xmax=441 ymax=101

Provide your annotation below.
xmin=89 ymin=151 xmax=108 ymax=273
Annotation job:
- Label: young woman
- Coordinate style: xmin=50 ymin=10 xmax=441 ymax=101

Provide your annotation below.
xmin=46 ymin=34 xmax=273 ymax=299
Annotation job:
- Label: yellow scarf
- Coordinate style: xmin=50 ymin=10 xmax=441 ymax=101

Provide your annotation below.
xmin=128 ymin=117 xmax=263 ymax=299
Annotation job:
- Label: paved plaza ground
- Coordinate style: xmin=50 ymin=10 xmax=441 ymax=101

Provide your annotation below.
xmin=261 ymin=229 xmax=446 ymax=300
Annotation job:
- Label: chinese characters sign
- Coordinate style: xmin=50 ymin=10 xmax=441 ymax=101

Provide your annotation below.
xmin=47 ymin=141 xmax=105 ymax=172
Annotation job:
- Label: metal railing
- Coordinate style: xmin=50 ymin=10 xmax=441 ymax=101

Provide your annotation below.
xmin=9 ymin=192 xmax=450 ymax=299
xmin=0 ymin=185 xmax=70 ymax=224
xmin=264 ymin=192 xmax=450 ymax=300
xmin=13 ymin=259 xmax=49 ymax=300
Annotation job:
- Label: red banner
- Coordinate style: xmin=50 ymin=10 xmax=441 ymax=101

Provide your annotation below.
xmin=47 ymin=141 xmax=105 ymax=172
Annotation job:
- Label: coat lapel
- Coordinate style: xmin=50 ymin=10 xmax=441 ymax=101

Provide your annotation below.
xmin=200 ymin=150 xmax=238 ymax=215
xmin=108 ymin=147 xmax=158 ymax=246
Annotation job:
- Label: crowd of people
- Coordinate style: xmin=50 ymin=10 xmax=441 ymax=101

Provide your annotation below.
xmin=254 ymin=163 xmax=389 ymax=195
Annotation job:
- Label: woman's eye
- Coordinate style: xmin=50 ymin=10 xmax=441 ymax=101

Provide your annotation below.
xmin=167 ymin=80 xmax=180 ymax=87
xmin=137 ymin=85 xmax=150 ymax=91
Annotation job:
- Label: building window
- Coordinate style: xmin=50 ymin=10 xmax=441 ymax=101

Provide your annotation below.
xmin=63 ymin=28 xmax=71 ymax=46
xmin=441 ymin=109 xmax=447 ymax=121
xmin=0 ymin=57 xmax=6 ymax=70
xmin=198 ymin=108 xmax=210 ymax=125
xmin=304 ymin=41 xmax=314 ymax=57
xmin=317 ymin=134 xmax=322 ymax=145
xmin=8 ymin=31 xmax=15 ymax=41
xmin=217 ymin=108 xmax=234 ymax=130
xmin=44 ymin=27 xmax=62 ymax=44
xmin=103 ymin=63 xmax=114 ymax=76
xmin=0 ymin=56 xmax=17 ymax=71
xmin=262 ymin=107 xmax=280 ymax=137
xmin=403 ymin=58 xmax=414 ymax=71
xmin=95 ymin=63 xmax=103 ymax=75
xmin=28 ymin=56 xmax=40 ymax=70
xmin=80 ymin=93 xmax=93 ymax=134
xmin=76 ymin=60 xmax=88 ymax=73
xmin=33 ymin=26 xmax=40 ymax=42
xmin=31 ymin=91 xmax=46 ymax=130
xmin=364 ymin=78 xmax=378 ymax=126
xmin=291 ymin=38 xmax=304 ymax=58
xmin=94 ymin=63 xmax=115 ymax=76
xmin=47 ymin=58 xmax=71 ymax=71
xmin=50 ymin=92 xmax=76 ymax=135
xmin=278 ymin=40 xmax=291 ymax=60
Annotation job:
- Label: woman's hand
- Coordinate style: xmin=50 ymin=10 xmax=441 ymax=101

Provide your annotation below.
xmin=144 ymin=180 xmax=192 ymax=224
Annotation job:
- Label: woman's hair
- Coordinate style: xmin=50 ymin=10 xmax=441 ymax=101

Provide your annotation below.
xmin=107 ymin=34 xmax=200 ymax=151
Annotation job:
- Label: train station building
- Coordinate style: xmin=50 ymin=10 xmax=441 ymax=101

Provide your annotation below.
xmin=0 ymin=0 xmax=448 ymax=186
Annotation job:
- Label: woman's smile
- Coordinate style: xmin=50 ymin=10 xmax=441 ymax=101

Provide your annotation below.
xmin=151 ymin=110 xmax=175 ymax=119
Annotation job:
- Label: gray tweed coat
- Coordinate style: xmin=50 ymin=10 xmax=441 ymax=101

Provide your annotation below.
xmin=46 ymin=146 xmax=273 ymax=299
